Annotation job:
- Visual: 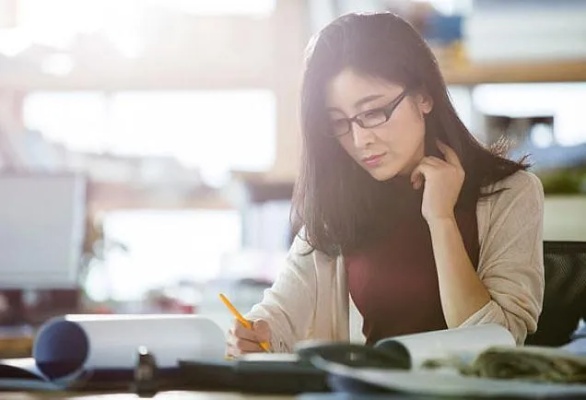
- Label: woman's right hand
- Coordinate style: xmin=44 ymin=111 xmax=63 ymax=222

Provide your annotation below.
xmin=226 ymin=318 xmax=272 ymax=357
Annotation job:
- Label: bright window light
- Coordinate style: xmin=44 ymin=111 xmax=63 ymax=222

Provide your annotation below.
xmin=107 ymin=91 xmax=276 ymax=171
xmin=153 ymin=0 xmax=276 ymax=16
xmin=23 ymin=90 xmax=276 ymax=175
xmin=17 ymin=0 xmax=144 ymax=50
xmin=23 ymin=91 xmax=107 ymax=151
xmin=409 ymin=0 xmax=469 ymax=14
xmin=15 ymin=0 xmax=274 ymax=54
xmin=85 ymin=209 xmax=241 ymax=302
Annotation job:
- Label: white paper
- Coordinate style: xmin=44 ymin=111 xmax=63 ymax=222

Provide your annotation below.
xmin=562 ymin=337 xmax=586 ymax=356
xmin=321 ymin=362 xmax=586 ymax=398
xmin=241 ymin=353 xmax=300 ymax=362
xmin=32 ymin=314 xmax=226 ymax=379
xmin=378 ymin=323 xmax=516 ymax=368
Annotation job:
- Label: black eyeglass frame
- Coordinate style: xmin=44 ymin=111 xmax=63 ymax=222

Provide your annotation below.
xmin=326 ymin=88 xmax=410 ymax=138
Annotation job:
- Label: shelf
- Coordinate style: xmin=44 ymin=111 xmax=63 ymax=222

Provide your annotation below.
xmin=0 ymin=60 xmax=584 ymax=91
xmin=86 ymin=181 xmax=232 ymax=212
xmin=441 ymin=60 xmax=586 ymax=85
xmin=0 ymin=67 xmax=273 ymax=91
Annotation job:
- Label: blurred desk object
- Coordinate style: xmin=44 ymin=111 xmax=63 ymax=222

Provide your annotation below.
xmin=0 ymin=290 xmax=34 ymax=358
xmin=0 ymin=393 xmax=292 ymax=400
xmin=0 ymin=289 xmax=82 ymax=329
xmin=0 ymin=325 xmax=33 ymax=358
xmin=0 ymin=288 xmax=81 ymax=359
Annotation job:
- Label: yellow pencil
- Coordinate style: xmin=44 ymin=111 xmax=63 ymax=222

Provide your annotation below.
xmin=219 ymin=293 xmax=271 ymax=352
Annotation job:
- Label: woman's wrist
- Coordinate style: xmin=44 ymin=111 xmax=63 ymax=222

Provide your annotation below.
xmin=425 ymin=213 xmax=457 ymax=228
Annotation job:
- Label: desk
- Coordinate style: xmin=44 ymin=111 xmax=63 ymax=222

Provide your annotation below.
xmin=0 ymin=392 xmax=292 ymax=400
xmin=0 ymin=326 xmax=34 ymax=359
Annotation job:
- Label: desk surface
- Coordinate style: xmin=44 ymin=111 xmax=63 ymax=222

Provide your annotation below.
xmin=0 ymin=392 xmax=292 ymax=400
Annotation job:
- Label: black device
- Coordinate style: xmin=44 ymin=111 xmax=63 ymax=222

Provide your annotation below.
xmin=178 ymin=341 xmax=410 ymax=394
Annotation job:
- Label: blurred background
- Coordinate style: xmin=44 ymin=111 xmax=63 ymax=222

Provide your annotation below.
xmin=0 ymin=0 xmax=585 ymax=355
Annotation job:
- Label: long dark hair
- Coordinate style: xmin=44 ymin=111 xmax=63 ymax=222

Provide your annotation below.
xmin=292 ymin=12 xmax=527 ymax=257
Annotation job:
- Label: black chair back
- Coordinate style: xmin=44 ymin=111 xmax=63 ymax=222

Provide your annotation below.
xmin=525 ymin=241 xmax=586 ymax=346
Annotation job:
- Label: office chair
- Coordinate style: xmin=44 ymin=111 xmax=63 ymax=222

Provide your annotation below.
xmin=525 ymin=241 xmax=586 ymax=347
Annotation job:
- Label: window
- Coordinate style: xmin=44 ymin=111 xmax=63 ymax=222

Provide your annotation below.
xmin=85 ymin=209 xmax=241 ymax=302
xmin=23 ymin=90 xmax=276 ymax=179
xmin=12 ymin=0 xmax=275 ymax=53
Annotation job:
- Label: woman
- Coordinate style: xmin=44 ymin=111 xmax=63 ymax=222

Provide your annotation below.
xmin=226 ymin=11 xmax=544 ymax=356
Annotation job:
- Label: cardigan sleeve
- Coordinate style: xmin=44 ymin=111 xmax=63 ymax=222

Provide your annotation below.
xmin=460 ymin=171 xmax=545 ymax=344
xmin=245 ymin=232 xmax=318 ymax=353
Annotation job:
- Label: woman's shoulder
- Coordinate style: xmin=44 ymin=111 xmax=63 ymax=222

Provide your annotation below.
xmin=483 ymin=169 xmax=543 ymax=196
xmin=476 ymin=170 xmax=544 ymax=238
xmin=289 ymin=227 xmax=338 ymax=262
xmin=290 ymin=228 xmax=314 ymax=255
xmin=481 ymin=170 xmax=544 ymax=209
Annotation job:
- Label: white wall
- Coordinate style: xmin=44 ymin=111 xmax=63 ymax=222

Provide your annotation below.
xmin=544 ymin=196 xmax=586 ymax=241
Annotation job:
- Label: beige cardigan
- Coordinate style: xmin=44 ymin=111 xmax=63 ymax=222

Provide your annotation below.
xmin=246 ymin=170 xmax=545 ymax=351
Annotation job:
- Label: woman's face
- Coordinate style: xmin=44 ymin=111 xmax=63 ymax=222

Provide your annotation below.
xmin=325 ymin=68 xmax=433 ymax=181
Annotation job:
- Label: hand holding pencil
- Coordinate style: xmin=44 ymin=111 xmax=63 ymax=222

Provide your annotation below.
xmin=220 ymin=293 xmax=272 ymax=356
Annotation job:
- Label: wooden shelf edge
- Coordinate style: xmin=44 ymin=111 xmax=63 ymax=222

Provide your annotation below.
xmin=442 ymin=60 xmax=586 ymax=85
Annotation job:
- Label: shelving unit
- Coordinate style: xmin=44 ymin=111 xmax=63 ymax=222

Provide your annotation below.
xmin=0 ymin=59 xmax=584 ymax=194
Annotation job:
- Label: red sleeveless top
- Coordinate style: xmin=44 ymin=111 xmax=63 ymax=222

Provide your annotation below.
xmin=345 ymin=185 xmax=480 ymax=344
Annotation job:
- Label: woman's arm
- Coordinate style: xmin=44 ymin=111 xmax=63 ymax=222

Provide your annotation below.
xmin=459 ymin=171 xmax=544 ymax=344
xmin=411 ymin=141 xmax=491 ymax=327
xmin=411 ymin=142 xmax=544 ymax=343
xmin=428 ymin=216 xmax=491 ymax=328
xmin=244 ymin=232 xmax=319 ymax=352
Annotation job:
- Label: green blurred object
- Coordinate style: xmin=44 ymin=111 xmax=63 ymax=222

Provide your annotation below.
xmin=538 ymin=168 xmax=586 ymax=195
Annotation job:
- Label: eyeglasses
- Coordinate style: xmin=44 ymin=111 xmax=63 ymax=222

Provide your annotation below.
xmin=327 ymin=89 xmax=409 ymax=138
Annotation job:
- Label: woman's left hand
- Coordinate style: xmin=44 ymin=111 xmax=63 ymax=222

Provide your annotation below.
xmin=410 ymin=140 xmax=465 ymax=223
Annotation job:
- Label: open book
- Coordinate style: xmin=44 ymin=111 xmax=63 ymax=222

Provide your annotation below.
xmin=0 ymin=314 xmax=226 ymax=391
xmin=373 ymin=322 xmax=516 ymax=368
xmin=308 ymin=324 xmax=586 ymax=397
